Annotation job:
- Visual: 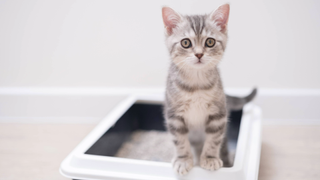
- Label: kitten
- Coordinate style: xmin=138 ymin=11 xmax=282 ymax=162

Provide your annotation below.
xmin=226 ymin=88 xmax=257 ymax=111
xmin=162 ymin=4 xmax=231 ymax=175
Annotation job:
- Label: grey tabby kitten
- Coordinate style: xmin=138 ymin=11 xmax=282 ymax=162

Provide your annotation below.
xmin=162 ymin=4 xmax=233 ymax=175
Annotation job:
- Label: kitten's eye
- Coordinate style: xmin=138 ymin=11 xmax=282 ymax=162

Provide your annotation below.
xmin=205 ymin=38 xmax=216 ymax=48
xmin=181 ymin=38 xmax=192 ymax=48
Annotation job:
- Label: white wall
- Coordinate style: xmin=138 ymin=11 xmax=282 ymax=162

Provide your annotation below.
xmin=0 ymin=0 xmax=319 ymax=88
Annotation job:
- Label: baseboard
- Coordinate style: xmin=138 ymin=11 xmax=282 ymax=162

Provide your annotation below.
xmin=0 ymin=87 xmax=319 ymax=124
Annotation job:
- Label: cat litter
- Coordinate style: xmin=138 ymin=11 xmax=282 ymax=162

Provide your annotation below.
xmin=60 ymin=93 xmax=261 ymax=180
xmin=115 ymin=130 xmax=174 ymax=162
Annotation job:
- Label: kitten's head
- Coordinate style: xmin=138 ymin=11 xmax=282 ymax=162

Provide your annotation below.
xmin=162 ymin=4 xmax=229 ymax=70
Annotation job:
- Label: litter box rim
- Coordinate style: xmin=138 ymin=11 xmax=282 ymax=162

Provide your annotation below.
xmin=60 ymin=93 xmax=261 ymax=180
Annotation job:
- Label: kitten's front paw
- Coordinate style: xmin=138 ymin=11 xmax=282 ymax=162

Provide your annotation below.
xmin=173 ymin=157 xmax=194 ymax=175
xmin=200 ymin=156 xmax=223 ymax=171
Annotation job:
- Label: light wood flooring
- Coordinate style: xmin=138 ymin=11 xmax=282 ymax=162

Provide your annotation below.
xmin=0 ymin=123 xmax=319 ymax=180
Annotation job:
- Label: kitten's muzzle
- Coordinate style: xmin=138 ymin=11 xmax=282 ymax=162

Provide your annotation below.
xmin=195 ymin=53 xmax=204 ymax=59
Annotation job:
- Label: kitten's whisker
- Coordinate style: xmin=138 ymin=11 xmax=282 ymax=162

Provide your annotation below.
xmin=207 ymin=59 xmax=216 ymax=67
xmin=177 ymin=63 xmax=186 ymax=75
xmin=177 ymin=62 xmax=190 ymax=76
xmin=174 ymin=58 xmax=193 ymax=75
xmin=174 ymin=60 xmax=186 ymax=67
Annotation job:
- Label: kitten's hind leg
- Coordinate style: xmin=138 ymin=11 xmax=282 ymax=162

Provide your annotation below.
xmin=167 ymin=118 xmax=194 ymax=175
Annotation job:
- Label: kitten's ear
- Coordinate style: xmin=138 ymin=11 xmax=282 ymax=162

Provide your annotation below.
xmin=209 ymin=4 xmax=230 ymax=32
xmin=162 ymin=7 xmax=182 ymax=35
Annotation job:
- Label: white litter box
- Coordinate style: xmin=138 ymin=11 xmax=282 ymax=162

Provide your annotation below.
xmin=60 ymin=93 xmax=262 ymax=180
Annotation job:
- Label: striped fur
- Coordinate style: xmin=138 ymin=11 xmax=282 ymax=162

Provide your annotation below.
xmin=162 ymin=4 xmax=231 ymax=175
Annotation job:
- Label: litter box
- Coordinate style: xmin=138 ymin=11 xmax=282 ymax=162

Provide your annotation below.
xmin=60 ymin=93 xmax=262 ymax=180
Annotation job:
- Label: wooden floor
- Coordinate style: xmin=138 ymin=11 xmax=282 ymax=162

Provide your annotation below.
xmin=0 ymin=123 xmax=95 ymax=180
xmin=0 ymin=123 xmax=319 ymax=180
xmin=259 ymin=125 xmax=320 ymax=180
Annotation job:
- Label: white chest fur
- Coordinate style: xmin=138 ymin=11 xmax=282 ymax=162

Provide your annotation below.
xmin=179 ymin=89 xmax=216 ymax=128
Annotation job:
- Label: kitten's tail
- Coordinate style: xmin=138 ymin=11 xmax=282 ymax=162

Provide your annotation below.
xmin=226 ymin=88 xmax=257 ymax=111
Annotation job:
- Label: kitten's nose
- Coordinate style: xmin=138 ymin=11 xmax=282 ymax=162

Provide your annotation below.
xmin=195 ymin=53 xmax=203 ymax=59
